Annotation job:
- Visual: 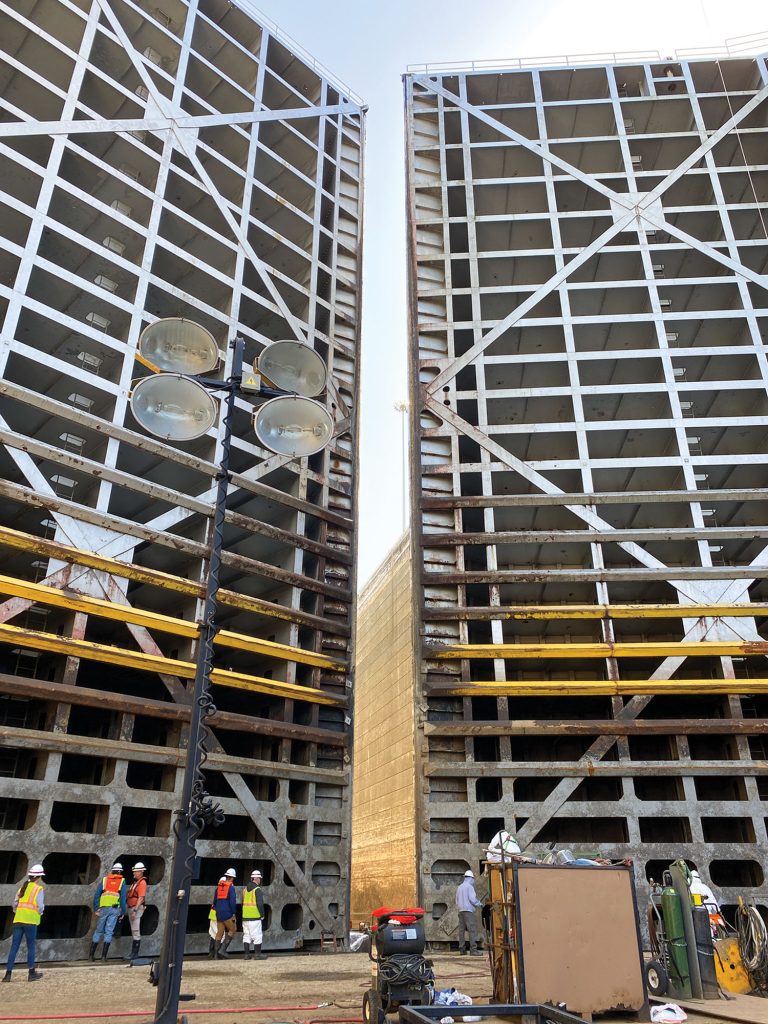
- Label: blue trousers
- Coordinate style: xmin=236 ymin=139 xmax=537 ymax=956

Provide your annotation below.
xmin=7 ymin=923 xmax=37 ymax=971
xmin=93 ymin=906 xmax=121 ymax=943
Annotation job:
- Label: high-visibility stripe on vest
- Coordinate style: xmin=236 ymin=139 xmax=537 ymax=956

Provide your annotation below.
xmin=242 ymin=886 xmax=261 ymax=920
xmin=13 ymin=882 xmax=43 ymax=926
xmin=216 ymin=879 xmax=232 ymax=902
xmin=208 ymin=907 xmax=217 ymax=922
xmin=99 ymin=874 xmax=123 ymax=908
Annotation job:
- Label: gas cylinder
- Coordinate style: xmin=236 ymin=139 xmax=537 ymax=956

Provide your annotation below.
xmin=661 ymin=885 xmax=693 ymax=999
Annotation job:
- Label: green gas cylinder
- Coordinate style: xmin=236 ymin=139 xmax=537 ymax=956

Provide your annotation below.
xmin=661 ymin=884 xmax=693 ymax=999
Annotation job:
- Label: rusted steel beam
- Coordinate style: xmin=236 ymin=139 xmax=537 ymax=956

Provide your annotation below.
xmin=0 ymin=622 xmax=347 ymax=706
xmin=0 ymin=424 xmax=351 ymax=565
xmin=0 ymin=378 xmax=354 ymax=524
xmin=427 ymin=640 xmax=768 ymax=659
xmin=422 ymin=603 xmax=768 ymax=620
xmin=0 ymin=673 xmax=347 ymax=746
xmin=428 ymin=527 xmax=768 ymax=545
xmin=0 ymin=573 xmax=346 ymax=670
xmin=0 ymin=726 xmax=348 ymax=783
xmin=427 ymin=679 xmax=768 ymax=696
xmin=424 ymin=762 xmax=768 ymax=778
xmin=423 ymin=566 xmax=768 ymax=583
xmin=0 ymin=523 xmax=350 ymax=635
xmin=0 ymin=476 xmax=346 ymax=598
xmin=420 ymin=487 xmax=768 ymax=508
xmin=423 ymin=719 xmax=768 ymax=736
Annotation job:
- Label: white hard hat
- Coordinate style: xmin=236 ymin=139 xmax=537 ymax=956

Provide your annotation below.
xmin=225 ymin=868 xmax=236 ymax=878
xmin=464 ymin=870 xmax=474 ymax=878
xmin=690 ymin=870 xmax=701 ymax=879
xmin=133 ymin=862 xmax=146 ymax=871
xmin=219 ymin=876 xmax=227 ymax=883
xmin=112 ymin=862 xmax=123 ymax=872
xmin=29 ymin=864 xmax=45 ymax=876
xmin=251 ymin=870 xmax=262 ymax=878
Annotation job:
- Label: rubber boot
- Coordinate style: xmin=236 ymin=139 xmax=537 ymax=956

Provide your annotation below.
xmin=244 ymin=944 xmax=253 ymax=961
xmin=28 ymin=968 xmax=43 ymax=982
xmin=208 ymin=938 xmax=216 ymax=959
xmin=213 ymin=940 xmax=223 ymax=959
xmin=89 ymin=942 xmax=98 ymax=961
xmin=218 ymin=934 xmax=232 ymax=959
xmin=126 ymin=940 xmax=140 ymax=961
xmin=101 ymin=941 xmax=110 ymax=960
xmin=1 ymin=971 xmax=11 ymax=983
xmin=254 ymin=943 xmax=267 ymax=961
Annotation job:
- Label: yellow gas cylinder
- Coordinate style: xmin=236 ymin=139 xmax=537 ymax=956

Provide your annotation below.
xmin=713 ymin=936 xmax=752 ymax=994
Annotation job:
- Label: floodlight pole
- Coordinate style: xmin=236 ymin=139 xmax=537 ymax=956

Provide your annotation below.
xmin=154 ymin=336 xmax=244 ymax=1024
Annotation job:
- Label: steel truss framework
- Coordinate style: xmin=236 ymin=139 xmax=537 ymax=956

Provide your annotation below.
xmin=405 ymin=46 xmax=768 ymax=941
xmin=0 ymin=0 xmax=363 ymax=959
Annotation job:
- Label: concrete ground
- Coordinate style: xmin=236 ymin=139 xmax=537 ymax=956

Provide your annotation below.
xmin=0 ymin=951 xmax=766 ymax=1024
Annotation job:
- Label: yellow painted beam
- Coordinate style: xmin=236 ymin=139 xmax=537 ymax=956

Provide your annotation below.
xmin=432 ymin=679 xmax=768 ymax=697
xmin=0 ymin=622 xmax=343 ymax=706
xmin=0 ymin=573 xmax=345 ymax=671
xmin=0 ymin=524 xmax=343 ymax=632
xmin=430 ymin=641 xmax=768 ymax=659
xmin=439 ymin=603 xmax=768 ymax=619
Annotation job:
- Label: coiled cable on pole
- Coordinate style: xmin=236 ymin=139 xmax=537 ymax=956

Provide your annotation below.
xmin=736 ymin=900 xmax=768 ymax=990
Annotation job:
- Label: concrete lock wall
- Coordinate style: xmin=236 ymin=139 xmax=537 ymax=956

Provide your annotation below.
xmin=400 ymin=43 xmax=768 ymax=944
xmin=350 ymin=535 xmax=418 ymax=922
xmin=0 ymin=0 xmax=364 ymax=960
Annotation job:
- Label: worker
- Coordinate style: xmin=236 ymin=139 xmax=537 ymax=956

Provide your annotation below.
xmin=126 ymin=862 xmax=148 ymax=960
xmin=2 ymin=863 xmax=45 ymax=983
xmin=242 ymin=869 xmax=267 ymax=961
xmin=90 ymin=862 xmax=127 ymax=960
xmin=212 ymin=868 xmax=237 ymax=959
xmin=486 ymin=828 xmax=521 ymax=862
xmin=690 ymin=869 xmax=726 ymax=935
xmin=455 ymin=869 xmax=483 ymax=956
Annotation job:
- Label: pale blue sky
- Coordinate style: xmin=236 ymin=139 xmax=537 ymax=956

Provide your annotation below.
xmin=251 ymin=0 xmax=764 ymax=585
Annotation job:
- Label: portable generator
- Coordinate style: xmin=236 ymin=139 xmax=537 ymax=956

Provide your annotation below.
xmin=362 ymin=907 xmax=434 ymax=1024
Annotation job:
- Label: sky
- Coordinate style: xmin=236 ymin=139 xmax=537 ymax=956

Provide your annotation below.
xmin=249 ymin=0 xmax=765 ymax=586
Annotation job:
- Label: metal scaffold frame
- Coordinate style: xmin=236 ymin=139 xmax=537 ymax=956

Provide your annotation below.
xmin=0 ymin=0 xmax=364 ymax=959
xmin=405 ymin=43 xmax=768 ymax=942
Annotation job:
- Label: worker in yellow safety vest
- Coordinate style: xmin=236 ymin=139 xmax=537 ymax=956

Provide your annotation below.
xmin=241 ymin=870 xmax=267 ymax=961
xmin=90 ymin=862 xmax=127 ymax=961
xmin=2 ymin=863 xmax=45 ymax=983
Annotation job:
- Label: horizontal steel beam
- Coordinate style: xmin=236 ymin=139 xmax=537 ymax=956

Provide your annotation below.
xmin=0 ymin=524 xmax=349 ymax=636
xmin=424 ymin=762 xmax=768 ymax=778
xmin=423 ymin=719 xmax=768 ymax=736
xmin=428 ymin=641 xmax=768 ymax=660
xmin=423 ymin=567 xmax=768 ymax=583
xmin=0 ymin=672 xmax=346 ymax=746
xmin=0 ymin=622 xmax=345 ymax=706
xmin=422 ymin=603 xmax=767 ymax=620
xmin=428 ymin=527 xmax=768 ymax=545
xmin=427 ymin=680 xmax=768 ymax=696
xmin=0 ymin=726 xmax=347 ymax=783
xmin=0 ymin=573 xmax=345 ymax=670
xmin=0 ymin=379 xmax=354 ymax=527
xmin=420 ymin=488 xmax=768 ymax=508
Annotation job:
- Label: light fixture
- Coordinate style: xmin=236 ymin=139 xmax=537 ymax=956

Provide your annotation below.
xmin=130 ymin=373 xmax=218 ymax=441
xmin=253 ymin=395 xmax=333 ymax=457
xmin=257 ymin=340 xmax=327 ymax=398
xmin=138 ymin=317 xmax=220 ymax=374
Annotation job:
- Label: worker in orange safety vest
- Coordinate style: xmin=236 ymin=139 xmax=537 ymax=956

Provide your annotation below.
xmin=2 ymin=864 xmax=45 ymax=983
xmin=211 ymin=868 xmax=237 ymax=959
xmin=90 ymin=862 xmax=127 ymax=961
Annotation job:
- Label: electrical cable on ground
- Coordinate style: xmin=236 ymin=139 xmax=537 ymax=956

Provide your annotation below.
xmin=0 ymin=1004 xmax=332 ymax=1022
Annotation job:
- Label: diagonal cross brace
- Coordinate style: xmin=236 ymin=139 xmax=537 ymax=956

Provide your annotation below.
xmin=412 ymin=73 xmax=768 ymax=394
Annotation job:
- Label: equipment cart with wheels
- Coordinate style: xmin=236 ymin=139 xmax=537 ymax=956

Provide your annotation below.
xmin=363 ymin=907 xmax=434 ymax=1024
